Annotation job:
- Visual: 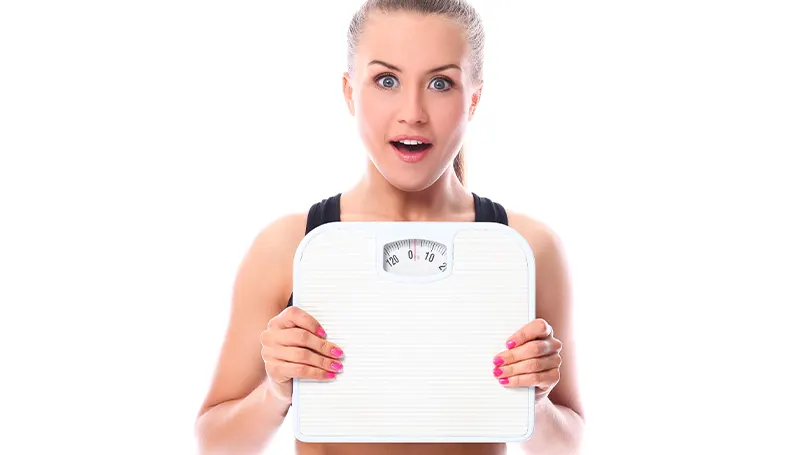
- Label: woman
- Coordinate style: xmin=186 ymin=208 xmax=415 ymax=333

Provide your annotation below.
xmin=195 ymin=1 xmax=584 ymax=454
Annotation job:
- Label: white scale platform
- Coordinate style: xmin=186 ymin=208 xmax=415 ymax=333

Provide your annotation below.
xmin=290 ymin=221 xmax=536 ymax=443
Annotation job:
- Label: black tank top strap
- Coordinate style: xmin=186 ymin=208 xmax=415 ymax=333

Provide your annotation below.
xmin=305 ymin=193 xmax=342 ymax=234
xmin=287 ymin=194 xmax=342 ymax=308
xmin=472 ymin=192 xmax=509 ymax=225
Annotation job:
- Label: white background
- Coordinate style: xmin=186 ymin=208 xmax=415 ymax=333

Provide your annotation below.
xmin=1 ymin=1 xmax=807 ymax=454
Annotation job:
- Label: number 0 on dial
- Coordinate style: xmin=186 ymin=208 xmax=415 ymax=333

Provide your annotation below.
xmin=382 ymin=238 xmax=449 ymax=277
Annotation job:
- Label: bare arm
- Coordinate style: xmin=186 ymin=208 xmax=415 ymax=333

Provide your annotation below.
xmin=510 ymin=213 xmax=585 ymax=455
xmin=194 ymin=213 xmax=306 ymax=455
xmin=195 ymin=378 xmax=293 ymax=455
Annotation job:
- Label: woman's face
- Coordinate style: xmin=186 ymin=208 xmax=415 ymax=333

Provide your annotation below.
xmin=343 ymin=11 xmax=481 ymax=191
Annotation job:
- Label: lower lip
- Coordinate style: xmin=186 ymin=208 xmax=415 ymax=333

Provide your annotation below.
xmin=391 ymin=143 xmax=433 ymax=163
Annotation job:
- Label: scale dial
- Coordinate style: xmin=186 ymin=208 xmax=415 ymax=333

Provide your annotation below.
xmin=382 ymin=238 xmax=449 ymax=276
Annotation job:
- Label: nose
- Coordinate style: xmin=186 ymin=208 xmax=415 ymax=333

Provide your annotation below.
xmin=397 ymin=89 xmax=428 ymax=125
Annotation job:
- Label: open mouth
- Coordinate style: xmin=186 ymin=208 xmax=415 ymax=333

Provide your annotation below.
xmin=390 ymin=139 xmax=432 ymax=153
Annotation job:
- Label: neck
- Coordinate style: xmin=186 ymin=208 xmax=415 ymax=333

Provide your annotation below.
xmin=346 ymin=159 xmax=472 ymax=222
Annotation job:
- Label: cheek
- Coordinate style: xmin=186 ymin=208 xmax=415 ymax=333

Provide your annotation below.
xmin=355 ymin=89 xmax=392 ymax=138
xmin=429 ymin=95 xmax=469 ymax=139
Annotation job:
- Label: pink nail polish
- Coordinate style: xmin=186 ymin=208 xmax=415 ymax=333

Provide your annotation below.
xmin=499 ymin=378 xmax=509 ymax=385
xmin=493 ymin=368 xmax=503 ymax=377
xmin=331 ymin=347 xmax=343 ymax=357
xmin=331 ymin=361 xmax=343 ymax=372
xmin=506 ymin=340 xmax=517 ymax=349
xmin=326 ymin=372 xmax=336 ymax=379
xmin=493 ymin=357 xmax=505 ymax=366
xmin=317 ymin=327 xmax=327 ymax=338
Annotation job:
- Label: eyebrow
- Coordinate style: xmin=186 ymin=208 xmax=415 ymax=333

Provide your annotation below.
xmin=368 ymin=60 xmax=461 ymax=73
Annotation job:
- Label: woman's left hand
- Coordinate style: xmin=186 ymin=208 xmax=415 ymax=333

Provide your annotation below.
xmin=492 ymin=318 xmax=562 ymax=400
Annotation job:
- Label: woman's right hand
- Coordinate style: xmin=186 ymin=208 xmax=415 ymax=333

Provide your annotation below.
xmin=260 ymin=306 xmax=345 ymax=403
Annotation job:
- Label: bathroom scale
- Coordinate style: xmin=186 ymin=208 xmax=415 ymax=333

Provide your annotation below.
xmin=290 ymin=221 xmax=536 ymax=443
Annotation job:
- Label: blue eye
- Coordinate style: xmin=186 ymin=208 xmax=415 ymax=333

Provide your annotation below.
xmin=429 ymin=77 xmax=453 ymax=91
xmin=376 ymin=75 xmax=399 ymax=89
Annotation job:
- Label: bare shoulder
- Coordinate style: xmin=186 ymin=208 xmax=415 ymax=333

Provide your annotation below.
xmin=247 ymin=212 xmax=309 ymax=272
xmin=508 ymin=211 xmax=572 ymax=318
xmin=254 ymin=212 xmax=309 ymax=253
xmin=505 ymin=209 xmax=571 ymax=310
xmin=230 ymin=210 xmax=310 ymax=324
xmin=197 ymin=211 xmax=308 ymax=416
xmin=231 ymin=211 xmax=309 ymax=307
xmin=506 ymin=209 xmax=564 ymax=258
xmin=505 ymin=208 xmax=570 ymax=319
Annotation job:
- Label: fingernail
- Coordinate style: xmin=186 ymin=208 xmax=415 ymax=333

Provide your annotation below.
xmin=493 ymin=368 xmax=503 ymax=377
xmin=331 ymin=347 xmax=343 ymax=357
xmin=493 ymin=357 xmax=505 ymax=366
xmin=317 ymin=327 xmax=327 ymax=338
xmin=326 ymin=372 xmax=336 ymax=379
xmin=506 ymin=340 xmax=517 ymax=349
xmin=499 ymin=378 xmax=509 ymax=385
xmin=330 ymin=361 xmax=343 ymax=372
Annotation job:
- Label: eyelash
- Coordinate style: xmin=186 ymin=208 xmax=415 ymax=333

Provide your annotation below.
xmin=374 ymin=73 xmax=455 ymax=92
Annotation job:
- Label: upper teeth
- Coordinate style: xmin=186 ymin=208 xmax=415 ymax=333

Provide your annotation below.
xmin=398 ymin=140 xmax=424 ymax=145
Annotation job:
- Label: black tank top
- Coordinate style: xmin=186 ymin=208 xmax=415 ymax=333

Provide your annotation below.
xmin=286 ymin=192 xmax=508 ymax=308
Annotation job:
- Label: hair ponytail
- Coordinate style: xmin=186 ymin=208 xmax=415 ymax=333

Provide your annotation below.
xmin=453 ymin=146 xmax=466 ymax=186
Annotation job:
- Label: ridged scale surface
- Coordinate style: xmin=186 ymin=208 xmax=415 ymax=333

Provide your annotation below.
xmin=293 ymin=228 xmax=534 ymax=441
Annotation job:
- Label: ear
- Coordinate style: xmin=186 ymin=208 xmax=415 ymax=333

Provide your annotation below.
xmin=468 ymin=84 xmax=483 ymax=121
xmin=342 ymin=72 xmax=355 ymax=116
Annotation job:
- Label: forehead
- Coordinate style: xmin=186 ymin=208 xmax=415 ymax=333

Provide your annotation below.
xmin=355 ymin=11 xmax=469 ymax=70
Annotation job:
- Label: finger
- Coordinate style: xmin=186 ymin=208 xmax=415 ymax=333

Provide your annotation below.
xmin=493 ymin=353 xmax=562 ymax=379
xmin=274 ymin=345 xmax=344 ymax=374
xmin=275 ymin=327 xmax=345 ymax=359
xmin=498 ymin=368 xmax=561 ymax=389
xmin=493 ymin=337 xmax=562 ymax=367
xmin=265 ymin=358 xmax=337 ymax=382
xmin=270 ymin=306 xmax=327 ymax=338
xmin=261 ymin=345 xmax=343 ymax=377
xmin=504 ymin=318 xmax=553 ymax=350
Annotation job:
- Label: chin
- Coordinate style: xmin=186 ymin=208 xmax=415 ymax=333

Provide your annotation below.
xmin=378 ymin=167 xmax=447 ymax=192
xmin=389 ymin=179 xmax=436 ymax=192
